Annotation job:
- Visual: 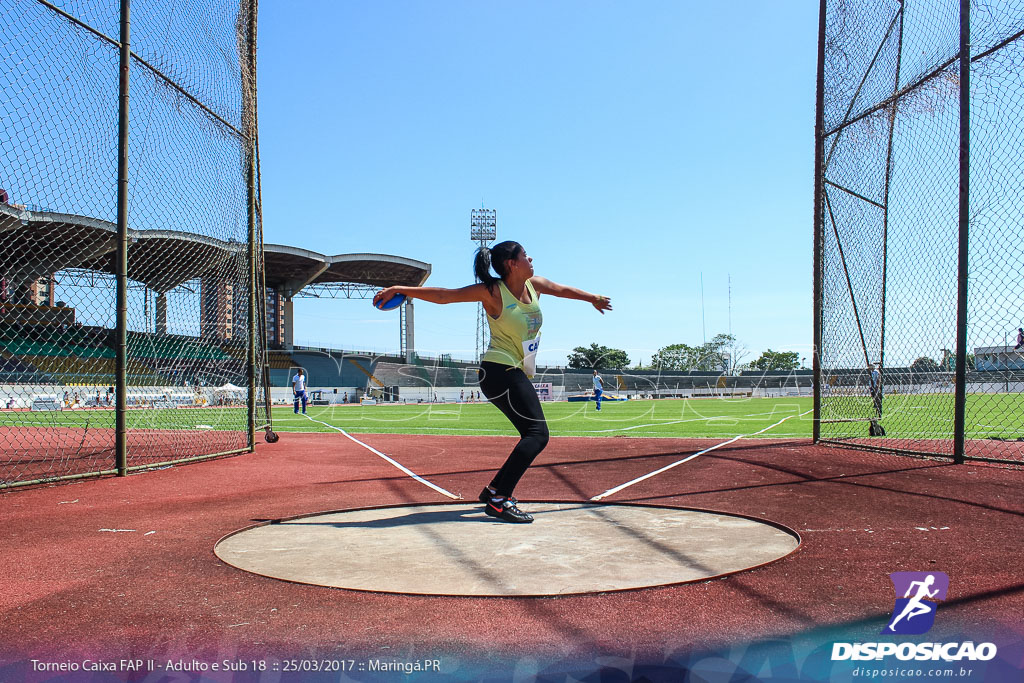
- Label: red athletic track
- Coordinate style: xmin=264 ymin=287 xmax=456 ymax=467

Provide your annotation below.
xmin=1 ymin=432 xmax=1023 ymax=670
xmin=0 ymin=426 xmax=248 ymax=482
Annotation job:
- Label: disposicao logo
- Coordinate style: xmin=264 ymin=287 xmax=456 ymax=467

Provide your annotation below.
xmin=831 ymin=572 xmax=997 ymax=663
xmin=883 ymin=571 xmax=948 ymax=635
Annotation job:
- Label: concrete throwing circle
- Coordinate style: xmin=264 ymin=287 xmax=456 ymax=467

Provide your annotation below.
xmin=215 ymin=503 xmax=799 ymax=596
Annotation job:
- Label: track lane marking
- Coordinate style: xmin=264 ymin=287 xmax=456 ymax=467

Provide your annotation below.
xmin=590 ymin=410 xmax=813 ymax=502
xmin=301 ymin=414 xmax=461 ymax=500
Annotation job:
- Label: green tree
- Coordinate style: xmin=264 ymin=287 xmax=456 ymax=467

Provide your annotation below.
xmin=567 ymin=343 xmax=630 ymax=369
xmin=650 ymin=343 xmax=699 ymax=370
xmin=749 ymin=349 xmax=800 ymax=371
xmin=698 ymin=333 xmax=736 ymax=372
xmin=651 ymin=334 xmax=736 ymax=371
xmin=910 ymin=356 xmax=940 ymax=372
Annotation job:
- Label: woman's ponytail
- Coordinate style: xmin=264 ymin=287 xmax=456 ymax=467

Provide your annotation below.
xmin=474 ymin=240 xmax=523 ymax=292
xmin=474 ymin=246 xmax=499 ymax=291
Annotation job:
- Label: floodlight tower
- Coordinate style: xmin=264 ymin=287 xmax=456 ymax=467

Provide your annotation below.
xmin=470 ymin=208 xmax=497 ymax=363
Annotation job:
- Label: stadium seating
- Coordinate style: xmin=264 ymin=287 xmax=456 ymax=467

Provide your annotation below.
xmin=372 ymin=362 xmax=475 ymax=389
xmin=266 ymin=351 xmax=294 ymax=369
xmin=286 ymin=351 xmax=378 ymax=388
xmin=128 ymin=332 xmax=230 ymax=360
xmin=0 ymin=351 xmax=41 ymax=383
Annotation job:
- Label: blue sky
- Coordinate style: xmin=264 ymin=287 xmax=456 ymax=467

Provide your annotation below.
xmin=256 ymin=1 xmax=819 ymax=368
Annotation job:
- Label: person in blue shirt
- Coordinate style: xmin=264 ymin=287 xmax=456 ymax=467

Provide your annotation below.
xmin=292 ymin=368 xmax=307 ymax=414
xmin=592 ymin=369 xmax=604 ymax=411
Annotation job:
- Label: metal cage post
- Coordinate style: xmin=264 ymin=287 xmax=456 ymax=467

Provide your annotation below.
xmin=115 ymin=0 xmax=131 ymax=476
xmin=812 ymin=0 xmax=827 ymax=442
xmin=953 ymin=0 xmax=971 ymax=463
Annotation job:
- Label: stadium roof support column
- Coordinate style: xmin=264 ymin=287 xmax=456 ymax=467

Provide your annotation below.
xmin=403 ymin=299 xmax=415 ymax=363
xmin=282 ymin=297 xmax=294 ymax=349
xmin=115 ymin=0 xmax=131 ymax=477
xmin=155 ymin=293 xmax=167 ymax=335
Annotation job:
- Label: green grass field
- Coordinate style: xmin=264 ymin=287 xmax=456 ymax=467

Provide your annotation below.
xmin=275 ymin=397 xmax=814 ymax=438
xmin=4 ymin=394 xmax=1021 ymax=441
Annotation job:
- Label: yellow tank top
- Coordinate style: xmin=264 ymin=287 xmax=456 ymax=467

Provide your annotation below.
xmin=481 ymin=279 xmax=543 ymax=371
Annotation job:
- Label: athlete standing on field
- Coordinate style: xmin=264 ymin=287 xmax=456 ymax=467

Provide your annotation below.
xmin=292 ymin=368 xmax=308 ymax=415
xmin=592 ymin=369 xmax=605 ymax=411
xmin=374 ymin=240 xmax=611 ymax=523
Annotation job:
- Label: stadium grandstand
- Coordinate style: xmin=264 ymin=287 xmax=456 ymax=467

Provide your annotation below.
xmin=0 ymin=203 xmax=429 ymax=411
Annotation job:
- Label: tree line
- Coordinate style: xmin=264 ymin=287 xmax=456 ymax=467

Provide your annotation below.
xmin=566 ymin=335 xmax=802 ymax=372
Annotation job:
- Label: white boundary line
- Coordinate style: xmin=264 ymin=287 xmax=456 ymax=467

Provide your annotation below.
xmin=301 ymin=414 xmax=461 ymax=500
xmin=590 ymin=409 xmax=813 ymax=502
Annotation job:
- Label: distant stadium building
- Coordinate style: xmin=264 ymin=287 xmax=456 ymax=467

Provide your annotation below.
xmin=973 ymin=346 xmax=1024 ymax=372
xmin=266 ymin=290 xmax=286 ymax=348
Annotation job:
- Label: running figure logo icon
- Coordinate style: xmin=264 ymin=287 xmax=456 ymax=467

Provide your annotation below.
xmin=883 ymin=572 xmax=949 ymax=635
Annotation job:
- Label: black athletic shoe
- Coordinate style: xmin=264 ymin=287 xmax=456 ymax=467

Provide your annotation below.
xmin=478 ymin=487 xmax=517 ymax=505
xmin=484 ymin=499 xmax=533 ymax=523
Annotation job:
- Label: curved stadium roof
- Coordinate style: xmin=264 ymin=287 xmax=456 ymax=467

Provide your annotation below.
xmin=0 ymin=205 xmax=431 ymax=295
xmin=263 ymin=244 xmax=431 ymax=297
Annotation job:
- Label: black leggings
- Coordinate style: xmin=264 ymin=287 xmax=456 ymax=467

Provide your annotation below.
xmin=478 ymin=361 xmax=550 ymax=497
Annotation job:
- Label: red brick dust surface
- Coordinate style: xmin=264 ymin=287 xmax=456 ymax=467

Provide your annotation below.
xmin=1 ymin=431 xmax=1023 ymax=675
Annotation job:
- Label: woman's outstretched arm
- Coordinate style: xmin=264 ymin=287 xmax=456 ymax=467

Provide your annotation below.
xmin=373 ymin=283 xmax=496 ymax=310
xmin=530 ymin=276 xmax=612 ymax=314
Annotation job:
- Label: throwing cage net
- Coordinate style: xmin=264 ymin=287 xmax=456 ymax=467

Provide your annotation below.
xmin=0 ymin=0 xmax=271 ymax=487
xmin=814 ymin=0 xmax=1024 ymax=463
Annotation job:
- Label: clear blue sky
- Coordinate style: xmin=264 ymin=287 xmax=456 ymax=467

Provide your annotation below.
xmin=256 ymin=1 xmax=819 ymax=368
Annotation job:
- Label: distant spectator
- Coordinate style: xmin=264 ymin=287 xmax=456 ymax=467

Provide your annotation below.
xmin=343 ymin=391 xmax=348 ymax=404
xmin=1015 ymin=327 xmax=1023 ymax=351
xmin=460 ymin=389 xmax=465 ymax=402
xmin=292 ymin=368 xmax=307 ymax=414
xmin=0 ymin=188 xmax=8 ymax=204
xmin=592 ymin=369 xmax=605 ymax=411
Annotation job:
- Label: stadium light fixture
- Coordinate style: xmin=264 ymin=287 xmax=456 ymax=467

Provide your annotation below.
xmin=470 ymin=208 xmax=496 ymax=363
xmin=470 ymin=209 xmax=496 ymax=242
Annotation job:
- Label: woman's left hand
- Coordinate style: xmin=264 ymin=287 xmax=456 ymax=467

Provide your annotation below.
xmin=592 ymin=294 xmax=612 ymax=314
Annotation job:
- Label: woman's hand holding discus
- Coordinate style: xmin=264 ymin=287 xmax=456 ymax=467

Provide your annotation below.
xmin=373 ymin=287 xmax=406 ymax=311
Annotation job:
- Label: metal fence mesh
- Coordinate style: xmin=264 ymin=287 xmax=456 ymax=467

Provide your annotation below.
xmin=0 ymin=0 xmax=268 ymax=486
xmin=816 ymin=0 xmax=1024 ymax=462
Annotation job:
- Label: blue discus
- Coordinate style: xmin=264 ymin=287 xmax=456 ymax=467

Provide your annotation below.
xmin=374 ymin=292 xmax=406 ymax=311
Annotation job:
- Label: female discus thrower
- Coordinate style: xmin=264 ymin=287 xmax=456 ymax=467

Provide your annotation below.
xmin=373 ymin=240 xmax=612 ymax=523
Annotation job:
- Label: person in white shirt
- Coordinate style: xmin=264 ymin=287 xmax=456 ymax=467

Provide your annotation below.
xmin=292 ymin=369 xmax=308 ymax=415
xmin=592 ymin=370 xmax=604 ymax=411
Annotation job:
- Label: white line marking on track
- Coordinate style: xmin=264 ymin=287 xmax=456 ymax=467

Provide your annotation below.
xmin=589 ymin=409 xmax=813 ymax=502
xmin=301 ymin=414 xmax=461 ymax=500
xmin=580 ymin=415 xmax=730 ymax=433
